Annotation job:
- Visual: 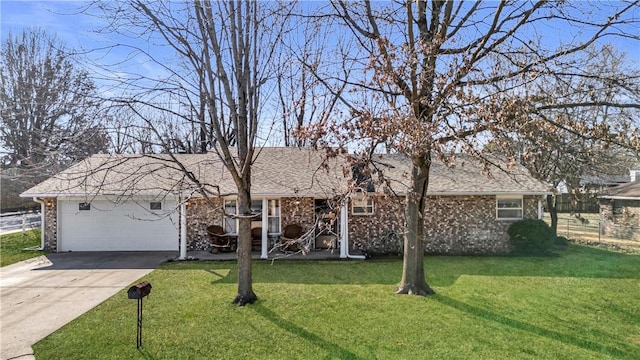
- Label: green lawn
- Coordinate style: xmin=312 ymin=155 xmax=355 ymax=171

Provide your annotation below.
xmin=35 ymin=245 xmax=640 ymax=359
xmin=0 ymin=229 xmax=46 ymax=266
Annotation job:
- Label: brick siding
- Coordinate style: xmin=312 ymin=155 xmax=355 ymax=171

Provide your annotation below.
xmin=42 ymin=198 xmax=57 ymax=251
xmin=186 ymin=197 xmax=224 ymax=250
xmin=280 ymin=197 xmax=315 ymax=234
xmin=599 ymin=199 xmax=640 ymax=241
xmin=350 ymin=195 xmax=542 ymax=255
xmin=42 ymin=194 xmax=542 ymax=255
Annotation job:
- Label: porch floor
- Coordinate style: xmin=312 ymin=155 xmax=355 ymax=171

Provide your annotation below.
xmin=182 ymin=249 xmax=360 ymax=261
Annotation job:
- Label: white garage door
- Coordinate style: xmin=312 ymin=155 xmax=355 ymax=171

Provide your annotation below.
xmin=58 ymin=199 xmax=179 ymax=251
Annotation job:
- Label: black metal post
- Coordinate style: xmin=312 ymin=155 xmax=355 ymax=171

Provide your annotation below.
xmin=137 ymin=297 xmax=143 ymax=348
xmin=127 ymin=281 xmax=151 ymax=350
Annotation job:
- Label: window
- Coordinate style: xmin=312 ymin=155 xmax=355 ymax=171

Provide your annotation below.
xmin=496 ymin=196 xmax=523 ymax=220
xmin=267 ymin=199 xmax=280 ymax=234
xmin=352 ymin=197 xmax=374 ymax=215
xmin=251 ymin=200 xmax=262 ymax=220
xmin=612 ymin=199 xmax=627 ymax=216
xmin=224 ymin=200 xmax=237 ymax=233
xmin=79 ymin=202 xmax=91 ymax=211
xmin=150 ymin=202 xmax=162 ymax=210
xmin=223 ymin=199 xmax=280 ymax=234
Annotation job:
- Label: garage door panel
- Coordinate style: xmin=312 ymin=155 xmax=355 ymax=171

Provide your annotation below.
xmin=59 ymin=200 xmax=179 ymax=251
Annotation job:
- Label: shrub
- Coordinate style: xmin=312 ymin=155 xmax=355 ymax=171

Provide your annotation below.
xmin=554 ymin=236 xmax=569 ymax=250
xmin=507 ymin=219 xmax=555 ymax=255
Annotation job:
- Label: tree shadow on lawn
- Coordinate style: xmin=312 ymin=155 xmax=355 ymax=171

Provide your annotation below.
xmin=425 ymin=244 xmax=640 ymax=287
xmin=433 ymin=294 xmax=638 ymax=358
xmin=251 ymin=302 xmax=362 ymax=360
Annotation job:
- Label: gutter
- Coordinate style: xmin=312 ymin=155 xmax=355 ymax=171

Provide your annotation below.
xmin=32 ymin=197 xmax=45 ymax=250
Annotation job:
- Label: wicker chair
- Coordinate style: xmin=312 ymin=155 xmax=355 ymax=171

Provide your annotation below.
xmin=280 ymin=224 xmax=303 ymax=252
xmin=206 ymin=225 xmax=237 ymax=252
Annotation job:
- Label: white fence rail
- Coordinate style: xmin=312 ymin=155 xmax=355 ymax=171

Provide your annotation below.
xmin=0 ymin=211 xmax=41 ymax=234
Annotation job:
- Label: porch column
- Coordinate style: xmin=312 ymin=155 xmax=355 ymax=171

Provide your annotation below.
xmin=538 ymin=198 xmax=543 ymax=220
xmin=340 ymin=200 xmax=348 ymax=258
xmin=261 ymin=198 xmax=268 ymax=259
xmin=179 ymin=199 xmax=187 ymax=260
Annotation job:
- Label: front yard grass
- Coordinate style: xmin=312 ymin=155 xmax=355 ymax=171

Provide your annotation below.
xmin=34 ymin=244 xmax=639 ymax=359
xmin=0 ymin=229 xmax=46 ymax=266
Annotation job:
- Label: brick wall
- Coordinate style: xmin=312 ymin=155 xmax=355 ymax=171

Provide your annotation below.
xmin=350 ymin=195 xmax=542 ymax=255
xmin=43 ymin=198 xmax=57 ymax=251
xmin=281 ymin=197 xmax=315 ymax=234
xmin=348 ymin=196 xmax=404 ymax=255
xmin=186 ymin=197 xmax=224 ymax=250
xmin=599 ymin=199 xmax=640 ymax=241
xmin=42 ymin=194 xmax=542 ymax=254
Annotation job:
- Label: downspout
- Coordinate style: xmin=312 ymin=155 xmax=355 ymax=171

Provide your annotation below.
xmin=261 ymin=198 xmax=268 ymax=259
xmin=32 ymin=197 xmax=45 ymax=250
xmin=179 ymin=197 xmax=187 ymax=260
xmin=341 ymin=198 xmax=365 ymax=260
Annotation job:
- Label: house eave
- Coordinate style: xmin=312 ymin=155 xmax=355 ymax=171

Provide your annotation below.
xmin=599 ymin=195 xmax=640 ymax=201
xmin=391 ymin=191 xmax=550 ymax=197
xmin=21 ymin=192 xmax=181 ymax=199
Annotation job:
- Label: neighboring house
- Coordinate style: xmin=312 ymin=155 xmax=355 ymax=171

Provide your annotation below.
xmin=599 ymin=179 xmax=640 ymax=241
xmin=21 ymin=148 xmax=549 ymax=258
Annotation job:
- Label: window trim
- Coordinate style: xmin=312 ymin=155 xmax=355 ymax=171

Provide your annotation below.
xmin=266 ymin=199 xmax=281 ymax=235
xmin=496 ymin=195 xmax=523 ymax=220
xmin=352 ymin=196 xmax=374 ymax=215
xmin=223 ymin=198 xmax=281 ymax=235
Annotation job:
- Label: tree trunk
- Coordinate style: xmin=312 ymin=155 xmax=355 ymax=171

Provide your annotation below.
xmin=233 ymin=186 xmax=257 ymax=306
xmin=547 ymin=194 xmax=558 ymax=237
xmin=397 ymin=154 xmax=435 ymax=296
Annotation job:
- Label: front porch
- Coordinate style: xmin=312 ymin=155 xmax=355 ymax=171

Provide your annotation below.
xmin=181 ymin=249 xmax=351 ymax=261
xmin=182 ymin=196 xmax=364 ymax=260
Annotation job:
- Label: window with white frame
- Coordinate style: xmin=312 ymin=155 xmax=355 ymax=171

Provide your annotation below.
xmin=352 ymin=197 xmax=374 ymax=215
xmin=224 ymin=199 xmax=281 ymax=234
xmin=267 ymin=199 xmax=280 ymax=234
xmin=224 ymin=200 xmax=237 ymax=233
xmin=496 ymin=196 xmax=523 ymax=220
xmin=78 ymin=202 xmax=91 ymax=211
xmin=150 ymin=201 xmax=162 ymax=210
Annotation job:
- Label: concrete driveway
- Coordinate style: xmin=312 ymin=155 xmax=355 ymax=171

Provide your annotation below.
xmin=0 ymin=252 xmax=174 ymax=360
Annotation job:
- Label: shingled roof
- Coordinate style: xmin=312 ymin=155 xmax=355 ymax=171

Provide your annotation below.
xmin=21 ymin=148 xmax=549 ymax=198
xmin=366 ymin=153 xmax=549 ymax=195
xmin=599 ymin=181 xmax=640 ymax=200
xmin=20 ymin=148 xmax=347 ymax=198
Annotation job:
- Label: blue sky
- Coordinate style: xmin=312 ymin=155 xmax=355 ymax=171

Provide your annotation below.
xmin=3 ymin=1 xmax=638 ymax=54
xmin=1 ymin=1 xmax=99 ymax=49
xmin=2 ymin=1 xmax=639 ymax=90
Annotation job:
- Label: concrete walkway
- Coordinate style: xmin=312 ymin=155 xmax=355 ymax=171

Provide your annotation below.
xmin=0 ymin=252 xmax=173 ymax=360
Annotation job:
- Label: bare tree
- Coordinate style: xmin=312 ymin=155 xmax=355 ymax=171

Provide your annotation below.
xmin=0 ymin=28 xmax=107 ymax=180
xmin=89 ymin=0 xmax=294 ymax=305
xmin=496 ymin=45 xmax=640 ymax=234
xmin=275 ymin=12 xmax=348 ymax=147
xmin=304 ymin=1 xmax=640 ymax=296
